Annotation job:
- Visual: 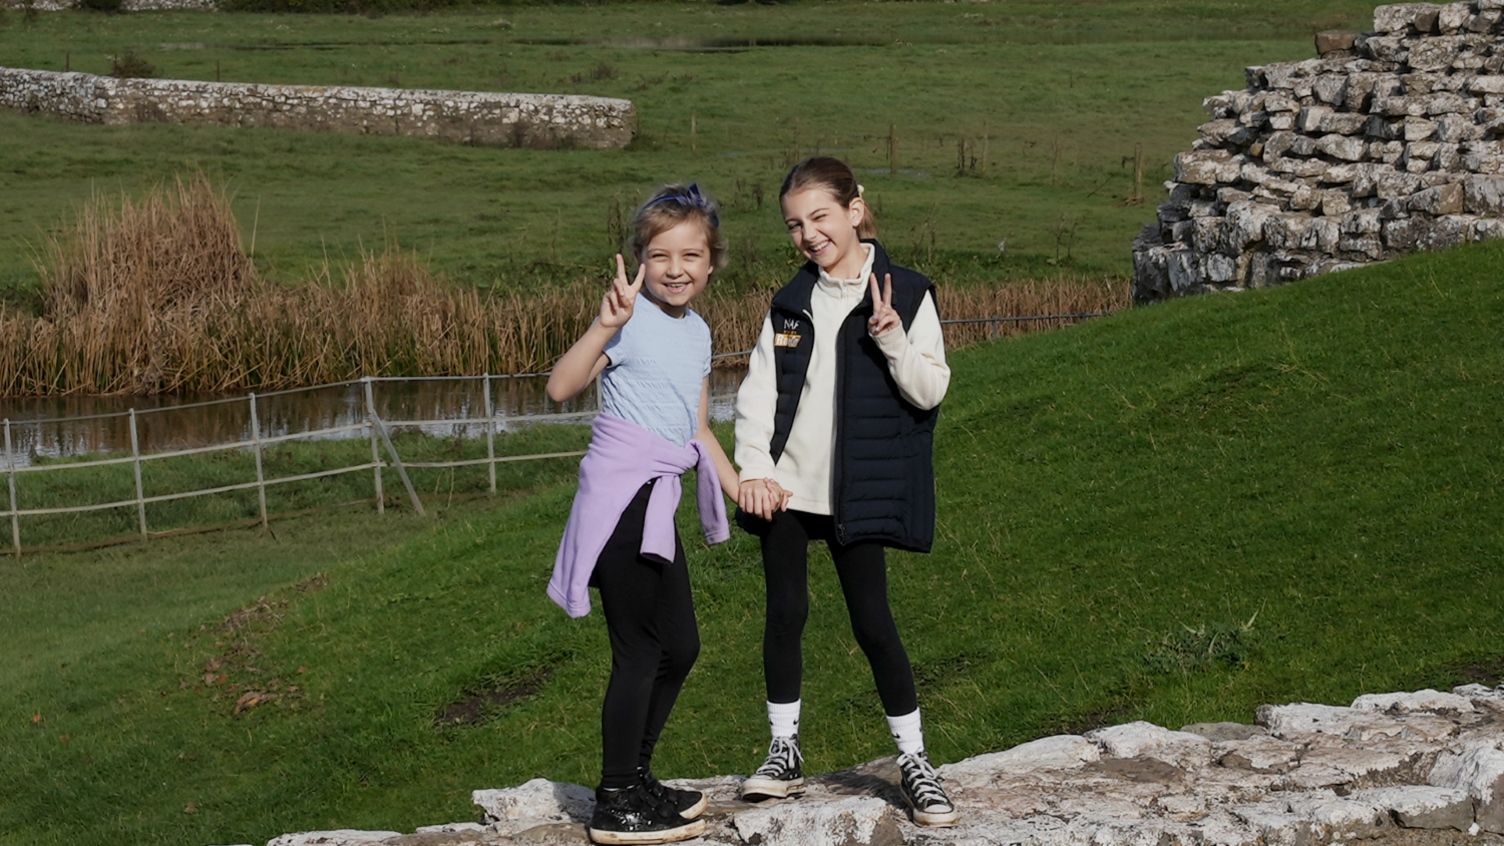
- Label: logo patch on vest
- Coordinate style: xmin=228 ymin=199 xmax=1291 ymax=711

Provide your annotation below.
xmin=774 ymin=332 xmax=802 ymax=348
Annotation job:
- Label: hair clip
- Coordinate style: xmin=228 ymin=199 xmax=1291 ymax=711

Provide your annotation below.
xmin=644 ymin=183 xmax=719 ymax=229
xmin=857 ymin=184 xmax=866 ymax=198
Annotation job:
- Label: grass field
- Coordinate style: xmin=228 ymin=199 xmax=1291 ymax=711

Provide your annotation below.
xmin=2 ymin=236 xmax=1502 ymax=846
xmin=0 ymin=0 xmax=1378 ymax=309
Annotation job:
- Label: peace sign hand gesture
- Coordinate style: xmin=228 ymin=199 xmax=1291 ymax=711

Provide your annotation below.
xmin=601 ymin=253 xmax=646 ymax=330
xmin=868 ymin=272 xmax=900 ymax=337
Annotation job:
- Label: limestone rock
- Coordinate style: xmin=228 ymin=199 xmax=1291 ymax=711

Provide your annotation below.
xmin=731 ymin=795 xmax=901 ymax=846
xmin=267 ymin=833 xmax=403 ymax=846
xmin=943 ymin=735 xmax=1100 ymax=788
xmin=473 ymin=779 xmax=593 ymax=828
xmin=1429 ymin=744 xmax=1504 ymax=833
xmin=1356 ymin=785 xmax=1476 ymax=830
xmin=1086 ymin=722 xmax=1214 ymax=769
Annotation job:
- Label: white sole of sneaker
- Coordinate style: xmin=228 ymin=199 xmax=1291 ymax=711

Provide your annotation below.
xmin=912 ymin=805 xmax=960 ymax=827
xmin=587 ymin=817 xmax=707 ymax=845
xmin=679 ymin=794 xmax=708 ymax=819
xmin=739 ymin=776 xmax=804 ymax=801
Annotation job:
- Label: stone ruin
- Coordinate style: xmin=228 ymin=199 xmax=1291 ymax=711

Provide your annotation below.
xmin=245 ymin=684 xmax=1504 ymax=846
xmin=1133 ymin=1 xmax=1504 ymax=302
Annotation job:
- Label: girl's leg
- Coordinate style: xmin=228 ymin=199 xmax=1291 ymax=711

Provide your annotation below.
xmin=595 ymin=483 xmax=680 ymax=790
xmin=828 ymin=539 xmax=919 ymax=718
xmin=761 ymin=509 xmax=814 ymax=705
xmin=636 ymin=531 xmax=700 ymax=770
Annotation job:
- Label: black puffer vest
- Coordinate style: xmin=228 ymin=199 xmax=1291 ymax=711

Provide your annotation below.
xmin=738 ymin=240 xmax=940 ymax=552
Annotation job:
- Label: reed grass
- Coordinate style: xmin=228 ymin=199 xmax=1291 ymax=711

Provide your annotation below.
xmin=0 ymin=177 xmax=1125 ymax=396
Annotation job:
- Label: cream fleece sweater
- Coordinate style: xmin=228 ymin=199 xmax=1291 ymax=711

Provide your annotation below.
xmin=734 ymin=245 xmax=950 ymax=515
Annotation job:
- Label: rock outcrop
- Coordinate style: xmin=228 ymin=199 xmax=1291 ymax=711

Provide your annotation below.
xmin=245 ymin=685 xmax=1504 ymax=846
xmin=1133 ymin=1 xmax=1504 ymax=302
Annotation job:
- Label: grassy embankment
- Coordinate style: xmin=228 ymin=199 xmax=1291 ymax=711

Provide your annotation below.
xmin=3 ymin=238 xmax=1502 ymax=846
xmin=0 ymin=0 xmax=1377 ymax=311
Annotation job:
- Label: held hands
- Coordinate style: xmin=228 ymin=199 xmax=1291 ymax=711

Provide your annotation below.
xmin=601 ymin=254 xmax=646 ymax=329
xmin=737 ymin=478 xmax=792 ymax=521
xmin=868 ymin=272 xmax=900 ymax=337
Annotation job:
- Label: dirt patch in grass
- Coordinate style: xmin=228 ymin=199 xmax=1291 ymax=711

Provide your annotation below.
xmin=435 ymin=668 xmax=554 ymax=728
xmin=179 ymin=573 xmax=328 ymax=718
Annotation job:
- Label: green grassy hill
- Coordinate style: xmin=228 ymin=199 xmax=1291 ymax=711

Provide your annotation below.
xmin=3 ymin=242 xmax=1503 ymax=846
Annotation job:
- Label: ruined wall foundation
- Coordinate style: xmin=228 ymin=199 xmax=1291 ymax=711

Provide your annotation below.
xmin=1134 ymin=1 xmax=1504 ymax=302
xmin=0 ymin=67 xmax=635 ymax=150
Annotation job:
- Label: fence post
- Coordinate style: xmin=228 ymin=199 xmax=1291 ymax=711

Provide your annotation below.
xmin=364 ymin=377 xmax=385 ymax=513
xmin=483 ymin=374 xmax=496 ymax=495
xmin=368 ymin=408 xmax=426 ymax=517
xmin=129 ymin=409 xmax=147 ymax=539
xmin=4 ymin=419 xmax=19 ymax=557
xmin=249 ymin=393 xmax=268 ymax=531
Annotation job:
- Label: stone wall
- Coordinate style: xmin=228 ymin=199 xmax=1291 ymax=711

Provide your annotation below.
xmin=247 ymin=685 xmax=1504 ymax=846
xmin=0 ymin=67 xmax=635 ymax=150
xmin=1133 ymin=1 xmax=1504 ymax=302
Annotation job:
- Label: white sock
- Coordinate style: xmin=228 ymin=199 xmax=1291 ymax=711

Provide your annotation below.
xmin=887 ymin=708 xmax=924 ymax=755
xmin=768 ymin=700 xmax=801 ymax=739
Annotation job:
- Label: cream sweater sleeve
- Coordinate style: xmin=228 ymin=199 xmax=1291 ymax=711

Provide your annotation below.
xmin=872 ymin=291 xmax=950 ymax=410
xmin=733 ymin=314 xmax=780 ymax=483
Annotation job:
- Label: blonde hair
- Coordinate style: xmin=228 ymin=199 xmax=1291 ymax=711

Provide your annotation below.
xmin=780 ymin=156 xmax=876 ymax=240
xmin=630 ymin=183 xmax=727 ymax=272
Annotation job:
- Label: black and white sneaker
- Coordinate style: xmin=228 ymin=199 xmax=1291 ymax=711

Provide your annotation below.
xmin=740 ymin=734 xmax=804 ymax=801
xmin=587 ymin=783 xmax=707 ymax=845
xmin=639 ymin=767 xmax=707 ymax=820
xmin=897 ymin=750 xmax=958 ymax=827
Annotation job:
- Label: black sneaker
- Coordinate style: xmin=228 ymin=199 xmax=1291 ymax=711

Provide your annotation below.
xmin=587 ymin=783 xmax=707 ymax=845
xmin=639 ymin=767 xmax=707 ymax=820
xmin=740 ymin=734 xmax=804 ymax=800
xmin=897 ymin=749 xmax=958 ymax=827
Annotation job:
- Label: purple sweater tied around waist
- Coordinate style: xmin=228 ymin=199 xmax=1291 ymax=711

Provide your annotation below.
xmin=548 ymin=413 xmax=729 ymax=618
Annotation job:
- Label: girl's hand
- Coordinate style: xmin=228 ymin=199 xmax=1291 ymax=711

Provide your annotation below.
xmin=868 ymin=272 xmax=899 ymax=337
xmin=738 ymin=478 xmax=790 ymax=521
xmin=601 ymin=254 xmax=646 ymax=329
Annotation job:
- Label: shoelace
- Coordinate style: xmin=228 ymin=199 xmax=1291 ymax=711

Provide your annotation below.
xmin=754 ymin=736 xmax=802 ymax=776
xmin=897 ymin=752 xmax=951 ymax=809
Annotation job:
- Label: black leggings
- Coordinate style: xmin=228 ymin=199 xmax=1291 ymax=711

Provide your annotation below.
xmin=760 ymin=509 xmax=917 ymax=717
xmin=592 ymin=481 xmax=700 ymax=789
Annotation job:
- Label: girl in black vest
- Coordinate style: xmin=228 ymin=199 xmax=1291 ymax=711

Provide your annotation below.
xmin=733 ymin=157 xmax=956 ymax=827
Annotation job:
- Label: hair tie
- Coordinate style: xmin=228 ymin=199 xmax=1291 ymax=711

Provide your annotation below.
xmin=643 ymin=183 xmax=719 ymax=229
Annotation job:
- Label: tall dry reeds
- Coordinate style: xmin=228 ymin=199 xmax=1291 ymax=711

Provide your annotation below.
xmin=0 ymin=177 xmax=1127 ymax=396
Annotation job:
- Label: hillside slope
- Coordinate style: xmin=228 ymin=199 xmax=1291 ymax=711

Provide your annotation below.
xmin=2 ymin=242 xmax=1501 ymax=846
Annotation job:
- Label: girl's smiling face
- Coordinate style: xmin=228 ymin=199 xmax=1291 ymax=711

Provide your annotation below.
xmin=781 ymin=187 xmax=867 ymax=279
xmin=637 ymin=218 xmax=714 ymax=318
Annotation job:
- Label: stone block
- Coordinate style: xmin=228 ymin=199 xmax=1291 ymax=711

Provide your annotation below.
xmin=1384 ymin=216 xmax=1427 ymax=249
xmin=1466 ymin=175 xmax=1504 ymax=213
xmin=1166 ymin=247 xmax=1205 ymax=294
xmin=1193 ymin=216 xmax=1226 ymax=253
xmin=1357 ymin=786 xmax=1475 ymax=830
xmin=1433 ymin=114 xmax=1481 ymax=143
xmin=732 ymin=795 xmax=900 ymax=846
xmin=1313 ymin=73 xmax=1348 ymax=104
xmin=1418 ymin=214 xmax=1478 ymax=249
xmin=1297 ymin=105 xmax=1332 ymax=132
xmin=1320 ymin=163 xmax=1359 ymax=184
xmin=266 ymin=833 xmax=402 ymax=846
xmin=1218 ymin=734 xmax=1304 ymax=773
xmin=1175 ymin=150 xmax=1232 ymax=185
xmin=1438 ymin=2 xmax=1472 ymax=33
xmin=1132 ymin=245 xmax=1171 ymax=303
xmin=1374 ymin=4 xmax=1440 ymax=34
xmin=1410 ymin=182 xmax=1465 ymax=214
xmin=1086 ymin=721 xmax=1214 ymax=769
xmin=1428 ymin=743 xmax=1504 ymax=832
xmin=1300 ymin=217 xmax=1343 ymax=251
xmin=1317 ymin=31 xmax=1359 ymax=57
xmin=1410 ymin=38 xmax=1461 ymax=72
xmin=1415 ymin=9 xmax=1443 ymax=33
xmin=1322 ymin=190 xmax=1354 ymax=216
xmin=1469 ymin=75 xmax=1504 ymax=95
xmin=1291 ymin=135 xmax=1320 ymax=157
xmin=1405 ymin=116 xmax=1439 ymax=140
xmin=1291 ymin=184 xmax=1323 ymax=210
xmin=473 ymin=779 xmax=594 ymax=825
xmin=1286 ymin=792 xmax=1390 ymax=840
xmin=1427 ymin=92 xmax=1476 ymax=115
xmin=944 ymin=735 xmax=1101 ymax=787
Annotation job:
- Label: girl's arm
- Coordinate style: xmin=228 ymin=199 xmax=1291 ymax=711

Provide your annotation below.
xmin=868 ymin=276 xmax=950 ymax=410
xmin=546 ymin=256 xmax=644 ymax=403
xmin=733 ymin=315 xmax=790 ymax=519
xmin=695 ymin=378 xmax=741 ymax=500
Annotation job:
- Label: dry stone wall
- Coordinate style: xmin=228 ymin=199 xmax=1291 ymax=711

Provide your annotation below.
xmin=0 ymin=67 xmax=635 ymax=149
xmin=245 ymin=685 xmax=1504 ymax=846
xmin=1133 ymin=1 xmax=1504 ymax=303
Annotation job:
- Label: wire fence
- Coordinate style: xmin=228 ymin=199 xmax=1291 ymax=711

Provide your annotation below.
xmin=0 ymin=311 xmax=1110 ymax=557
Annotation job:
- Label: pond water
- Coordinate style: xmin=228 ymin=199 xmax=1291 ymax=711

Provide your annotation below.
xmin=0 ymin=367 xmax=747 ymax=468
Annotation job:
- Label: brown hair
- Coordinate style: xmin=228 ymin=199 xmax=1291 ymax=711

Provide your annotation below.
xmin=630 ymin=183 xmax=727 ymax=273
xmin=779 ymin=156 xmax=877 ymax=239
